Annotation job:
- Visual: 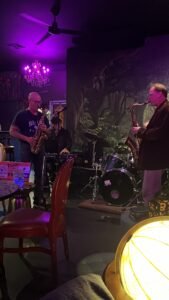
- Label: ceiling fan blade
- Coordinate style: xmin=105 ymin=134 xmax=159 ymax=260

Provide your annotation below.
xmin=58 ymin=28 xmax=82 ymax=35
xmin=36 ymin=32 xmax=51 ymax=45
xmin=20 ymin=13 xmax=49 ymax=27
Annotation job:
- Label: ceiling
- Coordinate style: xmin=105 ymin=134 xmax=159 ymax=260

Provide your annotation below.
xmin=1 ymin=0 xmax=169 ymax=69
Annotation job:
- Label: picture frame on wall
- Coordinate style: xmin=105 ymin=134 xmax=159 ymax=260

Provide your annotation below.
xmin=49 ymin=99 xmax=67 ymax=125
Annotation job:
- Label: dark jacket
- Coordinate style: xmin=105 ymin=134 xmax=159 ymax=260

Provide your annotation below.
xmin=137 ymin=100 xmax=169 ymax=170
xmin=45 ymin=127 xmax=72 ymax=154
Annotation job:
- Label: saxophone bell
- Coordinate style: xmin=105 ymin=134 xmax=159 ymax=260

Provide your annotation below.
xmin=31 ymin=115 xmax=48 ymax=154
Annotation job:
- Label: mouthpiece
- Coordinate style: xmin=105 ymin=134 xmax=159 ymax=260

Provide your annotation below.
xmin=132 ymin=102 xmax=148 ymax=106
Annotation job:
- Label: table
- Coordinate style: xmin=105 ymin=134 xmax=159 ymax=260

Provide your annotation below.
xmin=0 ymin=180 xmax=18 ymax=201
xmin=8 ymin=182 xmax=34 ymax=212
xmin=0 ymin=181 xmax=34 ymax=213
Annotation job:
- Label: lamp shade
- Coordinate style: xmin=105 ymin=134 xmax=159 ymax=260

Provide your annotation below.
xmin=104 ymin=216 xmax=169 ymax=300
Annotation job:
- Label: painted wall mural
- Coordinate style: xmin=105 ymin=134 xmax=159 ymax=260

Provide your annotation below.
xmin=0 ymin=72 xmax=22 ymax=102
xmin=67 ymin=35 xmax=169 ymax=158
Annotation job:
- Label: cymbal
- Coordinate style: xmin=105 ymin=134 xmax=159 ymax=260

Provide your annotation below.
xmin=84 ymin=132 xmax=109 ymax=147
xmin=84 ymin=132 xmax=100 ymax=140
xmin=114 ymin=143 xmax=130 ymax=154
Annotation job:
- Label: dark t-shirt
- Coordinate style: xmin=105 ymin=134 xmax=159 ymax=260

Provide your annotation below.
xmin=12 ymin=110 xmax=49 ymax=137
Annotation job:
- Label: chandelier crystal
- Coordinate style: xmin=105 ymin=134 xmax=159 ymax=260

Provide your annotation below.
xmin=24 ymin=60 xmax=50 ymax=87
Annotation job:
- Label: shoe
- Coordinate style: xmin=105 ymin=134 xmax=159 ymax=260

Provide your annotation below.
xmin=33 ymin=203 xmax=46 ymax=210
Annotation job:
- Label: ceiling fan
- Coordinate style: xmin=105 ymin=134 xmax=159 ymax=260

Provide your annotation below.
xmin=20 ymin=0 xmax=82 ymax=45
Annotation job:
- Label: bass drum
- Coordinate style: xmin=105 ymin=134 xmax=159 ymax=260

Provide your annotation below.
xmin=99 ymin=168 xmax=135 ymax=206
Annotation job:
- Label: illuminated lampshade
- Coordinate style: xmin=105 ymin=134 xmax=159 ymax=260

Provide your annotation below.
xmin=23 ymin=60 xmax=50 ymax=87
xmin=104 ymin=216 xmax=169 ymax=300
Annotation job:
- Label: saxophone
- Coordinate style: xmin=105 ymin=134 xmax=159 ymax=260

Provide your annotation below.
xmin=31 ymin=115 xmax=48 ymax=154
xmin=125 ymin=102 xmax=147 ymax=164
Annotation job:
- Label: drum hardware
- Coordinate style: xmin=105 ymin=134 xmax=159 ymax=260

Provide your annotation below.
xmin=92 ymin=163 xmax=101 ymax=202
xmin=84 ymin=132 xmax=109 ymax=147
xmin=125 ymin=188 xmax=143 ymax=207
xmin=91 ymin=140 xmax=97 ymax=168
xmin=41 ymin=152 xmax=78 ymax=194
xmin=80 ymin=134 xmax=103 ymax=200
xmin=80 ymin=162 xmax=101 ymax=201
xmin=129 ymin=204 xmax=149 ymax=221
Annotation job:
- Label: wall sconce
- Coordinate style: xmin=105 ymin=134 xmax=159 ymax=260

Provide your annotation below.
xmin=104 ymin=216 xmax=169 ymax=300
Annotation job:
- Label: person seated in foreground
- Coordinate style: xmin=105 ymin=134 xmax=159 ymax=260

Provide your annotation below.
xmin=40 ymin=274 xmax=114 ymax=300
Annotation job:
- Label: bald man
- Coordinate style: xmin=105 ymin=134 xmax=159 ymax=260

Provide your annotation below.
xmin=132 ymin=83 xmax=169 ymax=206
xmin=10 ymin=92 xmax=49 ymax=208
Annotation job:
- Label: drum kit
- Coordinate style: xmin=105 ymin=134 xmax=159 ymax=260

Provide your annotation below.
xmin=41 ymin=131 xmax=143 ymax=207
xmin=81 ymin=132 xmax=143 ymax=206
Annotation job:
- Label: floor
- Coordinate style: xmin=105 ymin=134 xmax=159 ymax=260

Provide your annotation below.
xmin=0 ymin=176 xmax=137 ymax=300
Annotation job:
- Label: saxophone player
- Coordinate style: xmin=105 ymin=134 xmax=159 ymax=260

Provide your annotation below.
xmin=131 ymin=83 xmax=169 ymax=207
xmin=9 ymin=92 xmax=49 ymax=208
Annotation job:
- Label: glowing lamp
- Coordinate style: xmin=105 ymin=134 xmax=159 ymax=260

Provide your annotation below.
xmin=104 ymin=216 xmax=169 ymax=300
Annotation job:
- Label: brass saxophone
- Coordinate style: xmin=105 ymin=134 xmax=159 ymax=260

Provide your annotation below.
xmin=125 ymin=102 xmax=148 ymax=164
xmin=31 ymin=115 xmax=48 ymax=154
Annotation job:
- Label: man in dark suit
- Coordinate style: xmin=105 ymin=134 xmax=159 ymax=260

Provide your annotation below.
xmin=132 ymin=83 xmax=169 ymax=206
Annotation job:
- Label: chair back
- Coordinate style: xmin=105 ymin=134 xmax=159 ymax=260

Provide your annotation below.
xmin=49 ymin=158 xmax=74 ymax=228
xmin=0 ymin=143 xmax=6 ymax=161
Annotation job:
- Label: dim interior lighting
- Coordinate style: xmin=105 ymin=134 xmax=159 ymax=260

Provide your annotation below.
xmin=23 ymin=60 xmax=50 ymax=87
xmin=104 ymin=216 xmax=169 ymax=300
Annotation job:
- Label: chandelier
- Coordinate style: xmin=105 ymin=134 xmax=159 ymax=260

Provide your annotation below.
xmin=23 ymin=60 xmax=50 ymax=87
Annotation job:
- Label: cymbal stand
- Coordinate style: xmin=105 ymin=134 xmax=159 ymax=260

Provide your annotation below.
xmin=92 ymin=140 xmax=96 ymax=169
xmin=91 ymin=140 xmax=98 ymax=201
xmin=80 ymin=140 xmax=100 ymax=199
xmin=92 ymin=162 xmax=99 ymax=202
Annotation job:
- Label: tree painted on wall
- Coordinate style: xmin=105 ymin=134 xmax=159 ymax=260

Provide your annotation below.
xmin=67 ymin=36 xmax=169 ymax=153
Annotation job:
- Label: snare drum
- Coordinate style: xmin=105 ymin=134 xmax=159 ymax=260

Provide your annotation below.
xmin=102 ymin=154 xmax=125 ymax=173
xmin=99 ymin=168 xmax=135 ymax=205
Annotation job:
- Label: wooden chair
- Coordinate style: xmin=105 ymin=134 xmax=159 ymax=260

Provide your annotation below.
xmin=0 ymin=158 xmax=74 ymax=288
xmin=0 ymin=143 xmax=6 ymax=161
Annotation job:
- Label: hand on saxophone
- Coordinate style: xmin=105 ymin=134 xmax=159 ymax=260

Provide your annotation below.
xmin=60 ymin=148 xmax=70 ymax=155
xmin=26 ymin=136 xmax=35 ymax=145
xmin=131 ymin=126 xmax=141 ymax=135
xmin=39 ymin=123 xmax=48 ymax=133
